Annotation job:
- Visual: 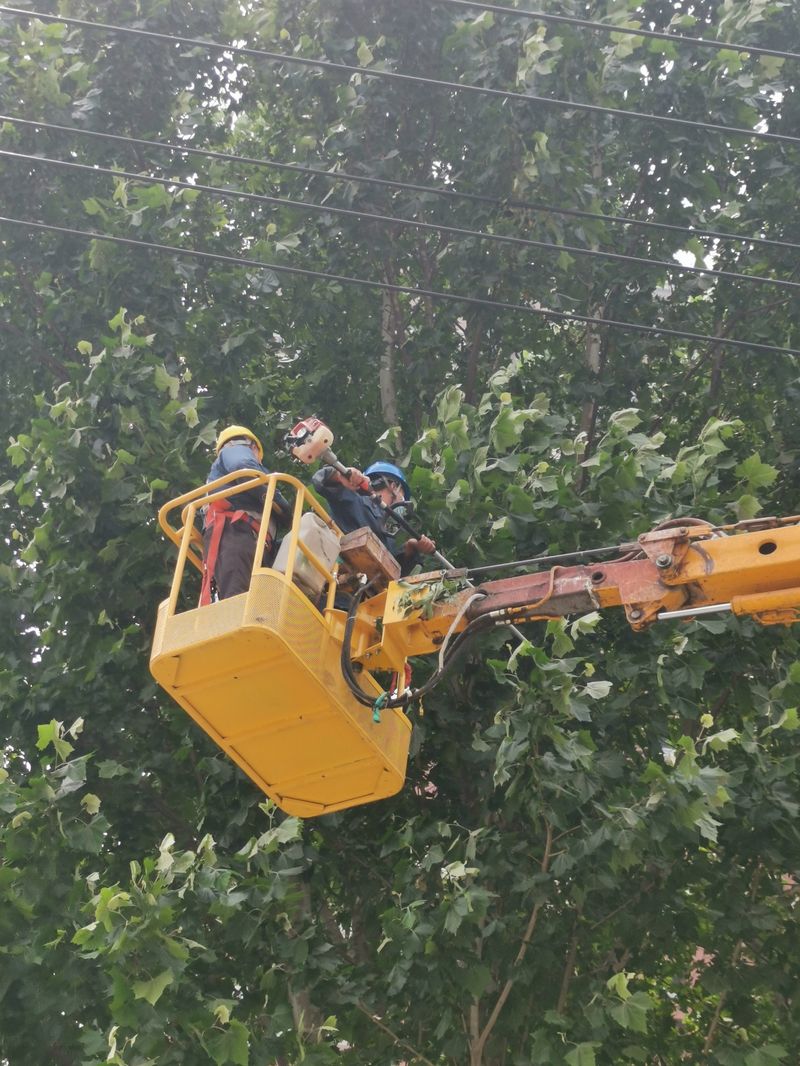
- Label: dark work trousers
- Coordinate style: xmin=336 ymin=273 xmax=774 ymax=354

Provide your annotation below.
xmin=203 ymin=520 xmax=276 ymax=601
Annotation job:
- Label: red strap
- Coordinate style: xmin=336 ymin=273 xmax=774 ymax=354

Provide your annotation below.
xmin=390 ymin=662 xmax=414 ymax=698
xmin=199 ymin=502 xmax=266 ymax=606
xmin=208 ymin=497 xmax=261 ymax=530
xmin=200 ymin=508 xmax=228 ymax=606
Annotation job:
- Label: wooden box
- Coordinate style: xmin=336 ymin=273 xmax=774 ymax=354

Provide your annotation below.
xmin=339 ymin=527 xmax=400 ymax=589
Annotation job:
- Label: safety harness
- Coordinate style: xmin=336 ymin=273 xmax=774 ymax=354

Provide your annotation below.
xmin=200 ymin=499 xmax=272 ymax=606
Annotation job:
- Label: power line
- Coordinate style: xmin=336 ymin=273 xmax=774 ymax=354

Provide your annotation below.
xmin=1 ymin=7 xmax=798 ymax=148
xmin=6 ymin=115 xmax=800 ymax=259
xmin=6 ymin=147 xmax=798 ymax=295
xmin=435 ymin=0 xmax=800 ymax=63
xmin=2 ymin=213 xmax=799 ymax=358
xmin=3 ymin=113 xmax=798 ymax=258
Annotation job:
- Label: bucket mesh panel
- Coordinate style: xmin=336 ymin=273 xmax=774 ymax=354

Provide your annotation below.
xmin=151 ymin=570 xmax=411 ymax=806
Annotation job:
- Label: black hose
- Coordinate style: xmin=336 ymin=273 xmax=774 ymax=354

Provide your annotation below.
xmin=403 ymin=616 xmax=494 ymax=704
xmin=339 ymin=582 xmax=379 ymax=708
xmin=340 ymin=566 xmax=504 ymax=711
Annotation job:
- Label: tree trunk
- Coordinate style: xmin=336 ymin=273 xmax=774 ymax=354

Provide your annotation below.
xmin=379 ymin=275 xmax=404 ymax=432
xmin=575 ymin=307 xmax=607 ymax=493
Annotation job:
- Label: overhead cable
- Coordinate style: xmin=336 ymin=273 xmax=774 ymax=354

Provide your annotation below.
xmin=1 ymin=7 xmax=798 ymax=147
xmin=465 ymin=543 xmax=637 ymax=578
xmin=435 ymin=0 xmax=800 ymax=63
xmin=2 ymin=214 xmax=799 ymax=358
xmin=5 ymin=148 xmax=798 ymax=295
xmin=3 ymin=113 xmax=798 ymax=257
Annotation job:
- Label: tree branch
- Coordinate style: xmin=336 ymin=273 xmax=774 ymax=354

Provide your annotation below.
xmin=470 ymin=820 xmax=554 ymax=1066
xmin=556 ymin=909 xmax=581 ymax=1015
xmin=702 ymin=863 xmax=764 ymax=1054
xmin=464 ymin=312 xmax=486 ymax=406
xmin=355 ymin=1001 xmax=437 ymax=1066
xmin=651 ymin=294 xmax=792 ymax=433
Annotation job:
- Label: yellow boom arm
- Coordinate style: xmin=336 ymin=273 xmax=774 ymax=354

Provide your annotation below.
xmin=351 ymin=518 xmax=800 ymax=679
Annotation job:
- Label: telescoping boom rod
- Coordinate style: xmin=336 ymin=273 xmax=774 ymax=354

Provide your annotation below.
xmin=347 ymin=518 xmax=800 ymax=708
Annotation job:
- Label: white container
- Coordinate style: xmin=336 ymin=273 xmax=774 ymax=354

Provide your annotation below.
xmin=273 ymin=511 xmax=341 ymax=598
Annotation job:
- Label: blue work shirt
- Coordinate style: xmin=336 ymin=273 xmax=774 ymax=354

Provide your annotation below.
xmin=207 ymin=442 xmax=289 ymax=521
xmin=312 ymin=465 xmax=417 ymax=575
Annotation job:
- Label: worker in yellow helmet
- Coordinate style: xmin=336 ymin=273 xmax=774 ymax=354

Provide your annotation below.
xmin=200 ymin=425 xmax=289 ymax=603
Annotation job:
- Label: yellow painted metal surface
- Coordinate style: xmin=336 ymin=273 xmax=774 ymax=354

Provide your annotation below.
xmin=379 ymin=575 xmax=471 ymax=665
xmin=663 ymin=524 xmax=800 ymax=605
xmin=151 ymin=473 xmax=411 ymax=817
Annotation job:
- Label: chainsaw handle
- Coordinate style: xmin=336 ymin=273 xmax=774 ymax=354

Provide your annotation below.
xmin=322 ymin=451 xmax=372 ymax=493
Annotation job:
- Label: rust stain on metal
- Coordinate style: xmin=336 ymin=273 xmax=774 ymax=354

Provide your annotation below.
xmin=688 ymin=542 xmax=715 ymax=576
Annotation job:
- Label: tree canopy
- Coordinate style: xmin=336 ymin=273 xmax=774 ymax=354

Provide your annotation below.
xmin=1 ymin=1 xmax=799 ymax=1064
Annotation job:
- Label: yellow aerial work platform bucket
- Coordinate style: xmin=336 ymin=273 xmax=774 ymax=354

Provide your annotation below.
xmin=150 ymin=471 xmax=411 ymax=817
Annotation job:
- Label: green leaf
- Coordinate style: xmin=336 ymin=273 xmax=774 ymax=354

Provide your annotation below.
xmin=608 ymin=409 xmax=641 ymax=433
xmin=154 ymin=365 xmax=181 ymax=399
xmin=620 ymin=1047 xmax=649 ymax=1063
xmin=437 ymin=386 xmax=464 ymax=425
xmin=490 ymin=406 xmax=526 ymax=450
xmin=705 ymin=728 xmax=739 ymax=752
xmin=134 ymin=183 xmax=174 ymax=210
xmin=607 ymin=971 xmax=631 ymax=1000
xmin=357 ymin=41 xmax=373 ymax=65
xmin=179 ymin=399 xmax=200 ymax=427
xmin=107 ymin=308 xmax=127 ymax=331
xmin=97 ymin=759 xmax=128 ymax=780
xmin=463 ymin=964 xmax=492 ymax=998
xmin=566 ymin=1045 xmax=598 ymax=1066
xmin=81 ymin=793 xmax=101 ymax=815
xmin=585 ymin=680 xmax=612 ymax=700
xmin=779 ymin=707 xmax=799 ymax=731
xmin=610 ymin=991 xmax=653 ymax=1033
xmin=36 ymin=719 xmax=74 ymax=759
xmin=133 ymin=969 xmax=174 ymax=1006
xmin=547 ymin=619 xmax=574 ymax=657
xmin=213 ymin=1003 xmax=232 ymax=1025
xmin=735 ymin=453 xmax=778 ymax=490
xmin=206 ymin=1018 xmax=250 ymax=1065
xmin=745 ymin=1046 xmax=788 ymax=1066
xmin=36 ymin=720 xmax=57 ymax=750
xmin=735 ymin=494 xmax=762 ymax=520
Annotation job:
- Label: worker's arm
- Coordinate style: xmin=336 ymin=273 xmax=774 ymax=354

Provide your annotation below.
xmin=312 ymin=464 xmax=366 ymax=496
xmin=395 ymin=535 xmax=437 ymax=577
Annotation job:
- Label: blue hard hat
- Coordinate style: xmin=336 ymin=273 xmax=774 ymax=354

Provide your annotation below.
xmin=365 ymin=461 xmax=411 ymax=498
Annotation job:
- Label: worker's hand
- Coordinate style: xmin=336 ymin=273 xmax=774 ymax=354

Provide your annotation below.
xmin=404 ymin=536 xmax=436 ymax=556
xmin=337 ymin=467 xmax=367 ymax=490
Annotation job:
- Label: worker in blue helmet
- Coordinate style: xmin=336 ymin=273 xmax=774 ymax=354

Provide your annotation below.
xmin=312 ymin=459 xmax=435 ymax=575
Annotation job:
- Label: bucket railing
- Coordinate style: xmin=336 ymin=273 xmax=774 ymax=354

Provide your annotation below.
xmin=157 ymin=470 xmax=342 ymax=619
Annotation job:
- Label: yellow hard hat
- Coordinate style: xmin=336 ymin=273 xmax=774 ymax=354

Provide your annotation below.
xmin=216 ymin=425 xmax=263 ymax=462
